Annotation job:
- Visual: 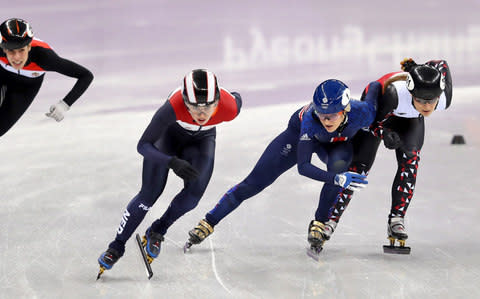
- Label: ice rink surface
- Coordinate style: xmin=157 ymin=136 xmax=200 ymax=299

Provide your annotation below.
xmin=1 ymin=89 xmax=479 ymax=298
xmin=2 ymin=1 xmax=480 ymax=298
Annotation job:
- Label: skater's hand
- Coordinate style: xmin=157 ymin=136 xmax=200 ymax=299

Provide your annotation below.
xmin=168 ymin=157 xmax=199 ymax=181
xmin=334 ymin=171 xmax=367 ymax=191
xmin=400 ymin=58 xmax=417 ymax=72
xmin=46 ymin=100 xmax=70 ymax=122
xmin=383 ymin=130 xmax=403 ymax=150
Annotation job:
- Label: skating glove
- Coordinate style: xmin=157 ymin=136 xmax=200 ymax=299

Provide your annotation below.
xmin=46 ymin=100 xmax=70 ymax=122
xmin=400 ymin=58 xmax=417 ymax=72
xmin=383 ymin=129 xmax=403 ymax=150
xmin=334 ymin=171 xmax=368 ymax=192
xmin=168 ymin=157 xmax=199 ymax=181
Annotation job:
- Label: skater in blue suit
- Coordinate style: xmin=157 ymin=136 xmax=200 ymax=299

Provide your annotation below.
xmin=185 ymin=79 xmax=380 ymax=253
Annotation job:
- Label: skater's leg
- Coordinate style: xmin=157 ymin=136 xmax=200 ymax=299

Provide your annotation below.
xmin=205 ymin=127 xmax=299 ymax=226
xmin=111 ymin=159 xmax=169 ymax=249
xmin=382 ymin=117 xmax=423 ymax=254
xmin=99 ymin=159 xmax=168 ymax=270
xmin=149 ymin=136 xmax=216 ymax=235
xmin=328 ymin=131 xmax=380 ymax=223
xmin=187 ymin=127 xmax=299 ymax=247
xmin=98 ymin=160 xmax=168 ymax=273
xmin=389 ymin=117 xmax=424 ymax=220
xmin=314 ymin=142 xmax=352 ymax=223
xmin=0 ymin=81 xmax=42 ymax=137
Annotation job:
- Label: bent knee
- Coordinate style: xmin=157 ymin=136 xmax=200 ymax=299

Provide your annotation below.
xmin=329 ymin=159 xmax=349 ymax=173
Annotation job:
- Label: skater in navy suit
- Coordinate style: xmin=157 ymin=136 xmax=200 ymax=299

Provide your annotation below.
xmin=185 ymin=79 xmax=379 ymax=253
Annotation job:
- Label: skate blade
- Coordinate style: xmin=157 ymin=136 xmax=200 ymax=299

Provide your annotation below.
xmin=183 ymin=242 xmax=192 ymax=253
xmin=306 ymin=246 xmax=323 ymax=261
xmin=96 ymin=266 xmax=105 ymax=280
xmin=383 ymin=245 xmax=411 ymax=254
xmin=135 ymin=233 xmax=154 ymax=279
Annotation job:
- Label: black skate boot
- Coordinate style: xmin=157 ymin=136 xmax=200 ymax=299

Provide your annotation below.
xmin=306 ymin=220 xmax=327 ymax=260
xmin=97 ymin=248 xmax=121 ymax=280
xmin=141 ymin=228 xmax=164 ymax=264
xmin=383 ymin=216 xmax=411 ymax=254
xmin=184 ymin=219 xmax=214 ymax=252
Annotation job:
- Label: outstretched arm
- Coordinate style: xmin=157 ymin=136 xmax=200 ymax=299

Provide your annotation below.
xmin=37 ymin=47 xmax=93 ymax=121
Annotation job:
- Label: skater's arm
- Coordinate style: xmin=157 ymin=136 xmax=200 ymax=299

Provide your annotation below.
xmin=361 ymin=81 xmax=380 ymax=127
xmin=368 ymin=83 xmax=399 ymax=139
xmin=297 ymin=139 xmax=336 ymax=183
xmin=214 ymin=88 xmax=242 ymax=121
xmin=36 ymin=47 xmax=93 ymax=106
xmin=226 ymin=90 xmax=242 ymax=116
xmin=137 ymin=101 xmax=177 ymax=164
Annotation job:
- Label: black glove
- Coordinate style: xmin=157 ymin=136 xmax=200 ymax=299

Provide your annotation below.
xmin=400 ymin=58 xmax=417 ymax=72
xmin=383 ymin=130 xmax=403 ymax=150
xmin=168 ymin=157 xmax=199 ymax=181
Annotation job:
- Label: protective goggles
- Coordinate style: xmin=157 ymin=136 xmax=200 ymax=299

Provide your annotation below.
xmin=315 ymin=110 xmax=343 ymax=121
xmin=185 ymin=101 xmax=217 ymax=113
xmin=413 ymin=96 xmax=439 ymax=105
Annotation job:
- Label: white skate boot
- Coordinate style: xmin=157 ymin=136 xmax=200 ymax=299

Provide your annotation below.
xmin=383 ymin=216 xmax=411 ymax=254
xmin=322 ymin=220 xmax=337 ymax=240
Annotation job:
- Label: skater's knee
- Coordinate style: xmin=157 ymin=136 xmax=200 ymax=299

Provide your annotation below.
xmin=175 ymin=194 xmax=202 ymax=212
xmin=329 ymin=159 xmax=349 ymax=173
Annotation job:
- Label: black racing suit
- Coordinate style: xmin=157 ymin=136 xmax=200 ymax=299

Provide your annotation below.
xmin=0 ymin=38 xmax=93 ymax=136
xmin=329 ymin=60 xmax=452 ymax=223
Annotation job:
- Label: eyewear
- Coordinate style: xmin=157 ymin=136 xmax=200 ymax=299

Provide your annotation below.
xmin=186 ymin=102 xmax=217 ymax=113
xmin=413 ymin=96 xmax=439 ymax=105
xmin=315 ymin=110 xmax=343 ymax=121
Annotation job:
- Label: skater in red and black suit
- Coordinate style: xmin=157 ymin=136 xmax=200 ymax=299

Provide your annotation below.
xmin=323 ymin=58 xmax=452 ymax=252
xmin=97 ymin=69 xmax=242 ymax=278
xmin=0 ymin=18 xmax=93 ymax=137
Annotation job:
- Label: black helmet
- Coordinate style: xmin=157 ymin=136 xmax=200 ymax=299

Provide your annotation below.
xmin=182 ymin=69 xmax=220 ymax=106
xmin=0 ymin=18 xmax=34 ymax=50
xmin=406 ymin=64 xmax=445 ymax=99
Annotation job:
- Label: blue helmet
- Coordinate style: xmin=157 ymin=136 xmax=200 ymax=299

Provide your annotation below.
xmin=312 ymin=79 xmax=350 ymax=114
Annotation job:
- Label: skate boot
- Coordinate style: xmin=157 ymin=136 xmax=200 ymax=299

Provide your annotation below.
xmin=141 ymin=229 xmax=164 ymax=264
xmin=97 ymin=248 xmax=121 ymax=280
xmin=184 ymin=219 xmax=214 ymax=252
xmin=306 ymin=220 xmax=327 ymax=260
xmin=322 ymin=220 xmax=337 ymax=241
xmin=383 ymin=216 xmax=411 ymax=254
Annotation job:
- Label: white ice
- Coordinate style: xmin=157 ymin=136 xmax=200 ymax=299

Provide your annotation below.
xmin=2 ymin=1 xmax=480 ymax=297
xmin=0 ymin=86 xmax=479 ymax=298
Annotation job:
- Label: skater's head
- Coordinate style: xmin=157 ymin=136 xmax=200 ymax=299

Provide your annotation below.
xmin=312 ymin=79 xmax=351 ymax=133
xmin=1 ymin=18 xmax=34 ymax=70
xmin=406 ymin=64 xmax=445 ymax=117
xmin=182 ymin=69 xmax=220 ymax=125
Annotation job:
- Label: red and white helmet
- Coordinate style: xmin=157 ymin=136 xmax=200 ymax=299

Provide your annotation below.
xmin=182 ymin=69 xmax=220 ymax=106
